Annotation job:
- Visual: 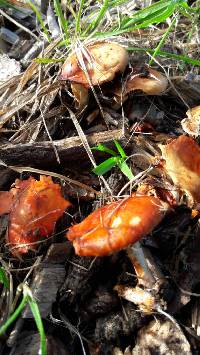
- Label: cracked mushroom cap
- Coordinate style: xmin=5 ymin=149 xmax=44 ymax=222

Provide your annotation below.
xmin=60 ymin=42 xmax=129 ymax=88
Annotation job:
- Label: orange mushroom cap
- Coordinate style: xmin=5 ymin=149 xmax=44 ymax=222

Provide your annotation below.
xmin=66 ymin=195 xmax=169 ymax=256
xmin=0 ymin=176 xmax=71 ymax=254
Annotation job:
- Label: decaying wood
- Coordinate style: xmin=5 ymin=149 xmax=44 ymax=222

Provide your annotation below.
xmin=0 ymin=129 xmax=128 ymax=167
xmin=170 ymin=75 xmax=200 ymax=106
xmin=60 ymin=255 xmax=104 ymax=306
xmin=23 ymin=242 xmax=72 ymax=318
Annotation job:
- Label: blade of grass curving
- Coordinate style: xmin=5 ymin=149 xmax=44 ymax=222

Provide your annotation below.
xmin=93 ymin=157 xmax=118 ymax=175
xmin=91 ymin=0 xmax=188 ymax=39
xmin=83 ymin=0 xmax=109 ymax=35
xmin=25 ymin=285 xmax=46 ymax=355
xmin=132 ymin=6 xmax=175 ymax=29
xmin=128 ymin=47 xmax=200 ymax=67
xmin=114 ymin=140 xmax=127 ymax=159
xmin=120 ymin=0 xmax=174 ymax=29
xmin=27 ymin=0 xmax=51 ymax=42
xmin=149 ymin=16 xmax=177 ymax=65
xmin=92 ymin=143 xmax=118 ymax=157
xmin=53 ymin=0 xmax=69 ymax=41
xmin=118 ymin=160 xmax=134 ymax=180
xmin=0 ymin=293 xmax=27 ymax=336
xmin=92 ymin=140 xmax=134 ymax=179
xmin=92 ymin=7 xmax=175 ymax=39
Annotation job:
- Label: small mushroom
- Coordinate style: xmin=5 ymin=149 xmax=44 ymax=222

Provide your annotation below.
xmin=114 ymin=66 xmax=168 ymax=97
xmin=60 ymin=41 xmax=129 ymax=88
xmin=181 ymin=105 xmax=200 ymax=137
xmin=160 ymin=135 xmax=200 ymax=204
xmin=66 ymin=194 xmax=169 ymax=256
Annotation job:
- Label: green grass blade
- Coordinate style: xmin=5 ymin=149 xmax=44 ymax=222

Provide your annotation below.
xmin=93 ymin=157 xmax=118 ymax=175
xmin=92 ymin=143 xmax=117 ymax=156
xmin=83 ymin=0 xmax=109 ymax=35
xmin=133 ymin=6 xmax=175 ymax=29
xmin=34 ymin=57 xmax=65 ymax=63
xmin=0 ymin=0 xmax=24 ymax=10
xmin=117 ymin=4 xmax=176 ymax=33
xmin=75 ymin=0 xmax=86 ymax=34
xmin=117 ymin=160 xmax=134 ymax=180
xmin=53 ymin=0 xmax=69 ymax=41
xmin=90 ymin=0 xmax=188 ymax=39
xmin=92 ymin=9 xmax=174 ymax=39
xmin=0 ymin=267 xmax=9 ymax=289
xmin=120 ymin=0 xmax=173 ymax=29
xmin=149 ymin=16 xmax=177 ymax=65
xmin=27 ymin=294 xmax=46 ymax=355
xmin=26 ymin=0 xmax=51 ymax=42
xmin=178 ymin=1 xmax=198 ymax=13
xmin=128 ymin=47 xmax=200 ymax=67
xmin=0 ymin=295 xmax=28 ymax=336
xmin=114 ymin=140 xmax=127 ymax=159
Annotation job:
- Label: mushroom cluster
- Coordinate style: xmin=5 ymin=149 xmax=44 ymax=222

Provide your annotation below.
xmin=60 ymin=41 xmax=168 ymax=107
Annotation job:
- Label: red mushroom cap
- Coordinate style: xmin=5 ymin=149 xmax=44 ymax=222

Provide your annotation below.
xmin=66 ymin=195 xmax=168 ymax=256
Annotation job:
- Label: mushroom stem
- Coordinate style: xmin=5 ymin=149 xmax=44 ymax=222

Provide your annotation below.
xmin=117 ymin=243 xmax=167 ymax=313
xmin=127 ymin=242 xmax=155 ymax=288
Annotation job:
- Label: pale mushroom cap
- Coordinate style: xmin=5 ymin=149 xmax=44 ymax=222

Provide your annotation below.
xmin=181 ymin=105 xmax=200 ymax=137
xmin=60 ymin=42 xmax=129 ymax=87
xmin=160 ymin=135 xmax=200 ymax=203
xmin=113 ymin=67 xmax=168 ymax=97
xmin=125 ymin=68 xmax=168 ymax=95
